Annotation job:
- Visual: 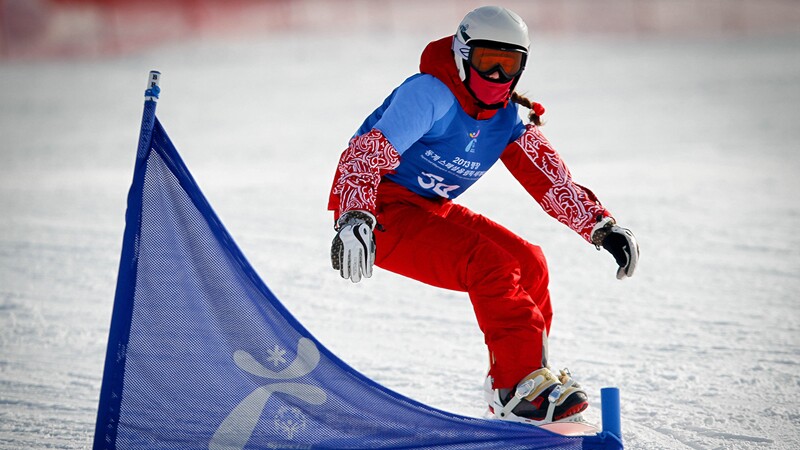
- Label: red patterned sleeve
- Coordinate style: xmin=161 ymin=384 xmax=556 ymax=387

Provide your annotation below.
xmin=328 ymin=128 xmax=401 ymax=220
xmin=501 ymin=124 xmax=611 ymax=243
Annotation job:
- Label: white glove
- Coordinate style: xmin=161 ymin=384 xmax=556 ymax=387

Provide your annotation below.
xmin=331 ymin=211 xmax=376 ymax=283
xmin=592 ymin=218 xmax=639 ymax=280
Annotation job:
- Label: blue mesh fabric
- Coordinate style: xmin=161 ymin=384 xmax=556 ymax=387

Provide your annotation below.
xmin=94 ymin=110 xmax=622 ymax=450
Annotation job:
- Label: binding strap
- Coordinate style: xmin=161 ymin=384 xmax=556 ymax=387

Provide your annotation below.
xmin=497 ymin=367 xmax=585 ymax=423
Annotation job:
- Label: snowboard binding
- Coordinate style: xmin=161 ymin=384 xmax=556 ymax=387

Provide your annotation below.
xmin=485 ymin=367 xmax=589 ymax=426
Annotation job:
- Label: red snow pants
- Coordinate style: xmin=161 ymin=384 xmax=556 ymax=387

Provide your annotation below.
xmin=374 ymin=180 xmax=553 ymax=389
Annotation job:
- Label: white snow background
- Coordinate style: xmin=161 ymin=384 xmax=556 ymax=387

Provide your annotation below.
xmin=1 ymin=29 xmax=799 ymax=450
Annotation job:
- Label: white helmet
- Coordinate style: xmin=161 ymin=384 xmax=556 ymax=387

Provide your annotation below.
xmin=452 ymin=6 xmax=531 ymax=81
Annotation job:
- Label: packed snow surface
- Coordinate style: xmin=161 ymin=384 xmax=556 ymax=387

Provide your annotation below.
xmin=1 ymin=31 xmax=799 ymax=449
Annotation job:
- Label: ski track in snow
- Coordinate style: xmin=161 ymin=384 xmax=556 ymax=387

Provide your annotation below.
xmin=1 ymin=32 xmax=799 ymax=449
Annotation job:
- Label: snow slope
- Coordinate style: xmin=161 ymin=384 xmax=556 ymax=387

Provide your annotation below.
xmin=1 ymin=31 xmax=799 ymax=449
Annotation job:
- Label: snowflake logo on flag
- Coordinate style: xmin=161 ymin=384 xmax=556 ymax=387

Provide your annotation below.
xmin=209 ymin=338 xmax=327 ymax=449
xmin=266 ymin=344 xmax=287 ymax=367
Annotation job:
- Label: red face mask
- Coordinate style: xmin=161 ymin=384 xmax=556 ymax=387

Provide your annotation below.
xmin=467 ymin=66 xmax=514 ymax=106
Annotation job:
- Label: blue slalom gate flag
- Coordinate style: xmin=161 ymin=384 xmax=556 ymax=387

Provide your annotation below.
xmin=93 ymin=72 xmax=624 ymax=450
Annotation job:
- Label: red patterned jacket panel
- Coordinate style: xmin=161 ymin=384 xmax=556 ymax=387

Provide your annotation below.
xmin=328 ymin=129 xmax=401 ymax=220
xmin=501 ymin=124 xmax=611 ymax=243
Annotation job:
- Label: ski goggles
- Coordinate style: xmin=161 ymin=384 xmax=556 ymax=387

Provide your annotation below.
xmin=454 ymin=38 xmax=528 ymax=80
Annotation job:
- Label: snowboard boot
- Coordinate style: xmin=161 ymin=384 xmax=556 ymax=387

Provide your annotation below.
xmin=485 ymin=367 xmax=589 ymax=425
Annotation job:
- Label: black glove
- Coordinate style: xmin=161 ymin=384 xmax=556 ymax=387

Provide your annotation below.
xmin=592 ymin=218 xmax=639 ymax=280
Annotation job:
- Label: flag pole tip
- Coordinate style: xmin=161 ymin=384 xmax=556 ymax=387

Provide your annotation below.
xmin=145 ymin=71 xmax=161 ymax=101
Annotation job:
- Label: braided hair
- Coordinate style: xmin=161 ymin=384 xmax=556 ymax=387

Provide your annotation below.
xmin=510 ymin=92 xmax=545 ymax=126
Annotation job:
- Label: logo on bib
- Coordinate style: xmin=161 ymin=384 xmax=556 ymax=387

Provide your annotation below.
xmin=464 ymin=129 xmax=480 ymax=153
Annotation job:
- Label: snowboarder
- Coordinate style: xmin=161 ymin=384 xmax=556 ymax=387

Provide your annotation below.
xmin=328 ymin=5 xmax=639 ymax=425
